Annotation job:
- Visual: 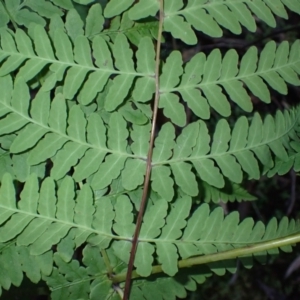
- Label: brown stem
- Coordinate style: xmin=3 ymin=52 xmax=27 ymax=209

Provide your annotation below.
xmin=122 ymin=1 xmax=164 ymax=299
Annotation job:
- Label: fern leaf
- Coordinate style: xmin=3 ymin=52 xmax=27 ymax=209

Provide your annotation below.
xmin=0 ymin=173 xmax=15 ymax=224
xmin=26 ymin=0 xmax=63 ymax=18
xmin=44 ymin=246 xmax=117 ymax=299
xmin=104 ymin=0 xmax=134 ymax=18
xmin=148 ymin=0 xmax=300 ymax=44
xmin=152 ymin=106 xmax=300 ymax=190
xmin=113 ymin=195 xmax=135 ymax=237
xmin=20 ymin=247 xmax=51 ymax=283
xmin=51 ymin=143 xmax=88 ymax=180
xmin=114 ymin=33 xmax=135 ymax=72
xmin=151 ymin=122 xmax=176 ymax=198
xmin=159 ymin=93 xmax=186 ymax=126
xmin=27 ymin=134 xmax=68 ymax=165
xmin=85 ymin=4 xmax=104 ymax=37
xmin=151 ymin=166 xmax=174 ymax=202
xmin=0 ymin=3 xmax=9 ymax=29
xmin=74 ymin=35 xmax=93 ymax=67
xmin=0 ymin=174 xmax=115 ymax=256
xmin=164 ymin=11 xmax=197 ymax=45
xmin=159 ymin=39 xmax=300 ymax=117
xmin=10 ymin=124 xmax=48 ymax=153
xmin=73 ymin=149 xmax=106 ymax=182
xmin=157 ymin=197 xmax=192 ymax=275
xmin=91 ymin=155 xmax=126 ymax=190
xmin=108 ymin=112 xmax=128 ymax=152
xmin=89 ymin=197 xmax=114 ymax=249
xmin=56 ymin=176 xmax=75 ymax=223
xmin=135 ymin=243 xmax=156 ymax=277
xmin=121 ymin=158 xmax=146 ymax=191
xmin=67 ymin=105 xmax=87 ymax=140
xmin=65 ymin=9 xmax=84 ymax=42
xmin=0 ymin=78 xmax=142 ymax=185
xmin=128 ymin=0 xmax=159 ymax=20
xmin=160 ymin=50 xmax=183 ymax=90
xmin=0 ymin=23 xmax=155 ymax=108
xmin=0 ymin=244 xmax=21 ymax=290
xmin=130 ymin=123 xmax=150 ymax=157
xmin=105 ymin=75 xmax=135 ymax=111
xmin=136 ymin=36 xmax=156 ymax=75
xmin=104 ymin=11 xmax=159 ymax=47
xmin=134 ymin=200 xmax=168 ymax=277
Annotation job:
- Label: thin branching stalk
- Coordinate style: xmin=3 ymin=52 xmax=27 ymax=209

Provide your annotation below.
xmin=114 ymin=233 xmax=300 ymax=283
xmin=123 ymin=1 xmax=164 ymax=299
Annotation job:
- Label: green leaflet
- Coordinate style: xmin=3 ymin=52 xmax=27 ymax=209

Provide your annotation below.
xmin=157 ymin=196 xmax=192 ymax=276
xmin=104 ymin=10 xmax=160 ymax=46
xmin=104 ymin=0 xmax=134 ymax=18
xmin=0 ymin=3 xmax=9 ymax=28
xmin=0 ymin=246 xmax=25 ymax=289
xmin=1 ymin=75 xmax=300 ymax=193
xmin=152 ymin=122 xmax=176 ymax=163
xmin=44 ymin=246 xmax=119 ymax=299
xmin=121 ymin=158 xmax=146 ymax=191
xmin=0 ymin=77 xmax=141 ymax=187
xmin=128 ymin=0 xmax=159 ymax=20
xmin=151 ymin=166 xmax=174 ymax=202
xmin=0 ymin=173 xmax=116 ymax=256
xmin=199 ymin=181 xmax=257 ymax=203
xmin=113 ymin=195 xmax=135 ymax=238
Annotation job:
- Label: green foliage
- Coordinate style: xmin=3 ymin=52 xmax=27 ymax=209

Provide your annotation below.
xmin=0 ymin=0 xmax=299 ymax=299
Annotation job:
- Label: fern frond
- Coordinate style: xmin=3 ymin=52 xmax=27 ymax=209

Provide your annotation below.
xmin=0 ymin=173 xmax=114 ymax=255
xmin=0 ymin=76 xmax=151 ymax=185
xmin=159 ymin=40 xmax=300 ymax=124
xmin=199 ymin=180 xmax=257 ymax=203
xmin=0 ymin=24 xmax=156 ymax=108
xmin=1 ymin=173 xmax=300 ymax=284
xmin=127 ymin=0 xmax=300 ymax=44
xmin=151 ymin=106 xmax=300 ymax=198
xmin=102 ymin=11 xmax=159 ymax=46
xmin=44 ymin=245 xmax=129 ymax=300
xmin=0 ymin=242 xmax=53 ymax=295
xmin=1 ymin=75 xmax=299 ymax=196
xmin=125 ymin=202 xmax=300 ymax=277
xmin=266 ymin=151 xmax=300 ymax=177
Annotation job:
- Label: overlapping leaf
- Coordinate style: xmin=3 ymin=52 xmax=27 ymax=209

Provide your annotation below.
xmin=0 ymin=0 xmax=62 ymax=28
xmin=101 ymin=11 xmax=160 ymax=46
xmin=0 ymin=76 xmax=150 ymax=188
xmin=128 ymin=0 xmax=300 ymax=44
xmin=1 ymin=173 xmax=300 ymax=283
xmin=0 ymin=173 xmax=116 ymax=255
xmin=0 ymin=243 xmax=53 ymax=295
xmin=111 ymin=198 xmax=300 ymax=277
xmin=0 ymin=23 xmax=156 ymax=109
xmin=151 ymin=106 xmax=300 ymax=199
xmin=199 ymin=181 xmax=257 ymax=203
xmin=159 ymin=40 xmax=300 ymax=125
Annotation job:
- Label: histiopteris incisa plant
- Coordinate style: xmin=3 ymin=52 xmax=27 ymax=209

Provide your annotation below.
xmin=0 ymin=0 xmax=300 ymax=299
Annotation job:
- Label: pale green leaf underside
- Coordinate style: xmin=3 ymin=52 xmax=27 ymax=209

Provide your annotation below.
xmin=159 ymin=40 xmax=300 ymax=122
xmin=0 ymin=25 xmax=155 ymax=109
xmin=0 ymin=74 xmax=299 ymax=196
xmin=128 ymin=0 xmax=300 ymax=45
xmin=0 ymin=173 xmax=299 ymax=278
